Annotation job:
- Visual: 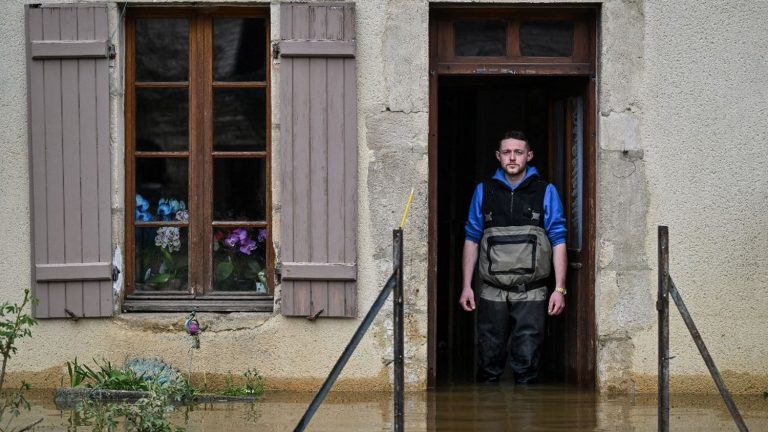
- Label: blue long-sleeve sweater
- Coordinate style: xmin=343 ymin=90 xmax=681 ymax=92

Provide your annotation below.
xmin=465 ymin=166 xmax=567 ymax=247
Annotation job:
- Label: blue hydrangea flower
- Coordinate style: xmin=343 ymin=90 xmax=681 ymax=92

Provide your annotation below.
xmin=157 ymin=198 xmax=187 ymax=221
xmin=135 ymin=194 xmax=154 ymax=221
xmin=157 ymin=200 xmax=172 ymax=221
xmin=136 ymin=194 xmax=149 ymax=211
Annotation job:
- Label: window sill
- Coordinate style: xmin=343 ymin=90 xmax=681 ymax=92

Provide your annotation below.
xmin=123 ymin=294 xmax=274 ymax=313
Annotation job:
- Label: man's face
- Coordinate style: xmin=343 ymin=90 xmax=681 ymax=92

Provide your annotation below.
xmin=496 ymin=138 xmax=533 ymax=177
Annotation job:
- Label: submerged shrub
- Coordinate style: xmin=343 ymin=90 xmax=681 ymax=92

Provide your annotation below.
xmin=66 ymin=357 xmax=196 ymax=401
xmin=124 ymin=358 xmax=184 ymax=387
xmin=74 ymin=383 xmax=185 ymax=432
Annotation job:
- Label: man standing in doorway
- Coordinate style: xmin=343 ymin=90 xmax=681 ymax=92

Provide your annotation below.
xmin=460 ymin=130 xmax=568 ymax=384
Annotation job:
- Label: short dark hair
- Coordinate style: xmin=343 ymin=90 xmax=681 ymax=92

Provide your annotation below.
xmin=500 ymin=130 xmax=529 ymax=149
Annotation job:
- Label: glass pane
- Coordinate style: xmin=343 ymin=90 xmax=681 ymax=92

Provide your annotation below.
xmin=214 ymin=18 xmax=267 ymax=82
xmin=569 ymin=97 xmax=584 ymax=250
xmin=135 ymin=158 xmax=188 ymax=222
xmin=213 ymin=88 xmax=266 ymax=151
xmin=213 ymin=158 xmax=266 ymax=221
xmin=212 ymin=227 xmax=268 ymax=293
xmin=136 ymin=88 xmax=188 ymax=152
xmin=454 ymin=21 xmax=506 ymax=57
xmin=520 ymin=22 xmax=574 ymax=57
xmin=134 ymin=227 xmax=188 ymax=292
xmin=135 ymin=18 xmax=189 ymax=82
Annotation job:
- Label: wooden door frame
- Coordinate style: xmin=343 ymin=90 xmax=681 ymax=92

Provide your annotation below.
xmin=427 ymin=5 xmax=598 ymax=388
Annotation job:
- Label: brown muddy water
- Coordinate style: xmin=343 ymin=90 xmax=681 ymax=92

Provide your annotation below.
xmin=14 ymin=385 xmax=768 ymax=431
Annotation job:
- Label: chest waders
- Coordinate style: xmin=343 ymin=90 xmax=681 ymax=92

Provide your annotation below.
xmin=476 ymin=175 xmax=552 ymax=384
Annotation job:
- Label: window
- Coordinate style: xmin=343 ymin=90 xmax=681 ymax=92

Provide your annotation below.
xmin=454 ymin=20 xmax=507 ymax=57
xmin=124 ymin=8 xmax=273 ymax=311
xmin=519 ymin=21 xmax=574 ymax=57
xmin=432 ymin=8 xmax=594 ymax=76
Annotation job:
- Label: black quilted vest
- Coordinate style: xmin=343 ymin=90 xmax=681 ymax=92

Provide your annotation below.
xmin=481 ymin=173 xmax=548 ymax=230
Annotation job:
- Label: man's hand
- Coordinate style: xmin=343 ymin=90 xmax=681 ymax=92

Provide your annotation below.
xmin=548 ymin=291 xmax=565 ymax=316
xmin=459 ymin=287 xmax=476 ymax=312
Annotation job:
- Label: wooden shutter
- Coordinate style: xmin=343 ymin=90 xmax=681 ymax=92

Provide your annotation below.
xmin=26 ymin=4 xmax=112 ymax=318
xmin=279 ymin=3 xmax=357 ymax=318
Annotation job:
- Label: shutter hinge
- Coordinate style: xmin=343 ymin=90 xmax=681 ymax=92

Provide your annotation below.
xmin=64 ymin=308 xmax=80 ymax=322
xmin=108 ymin=44 xmax=117 ymax=60
xmin=272 ymin=42 xmax=281 ymax=60
xmin=112 ymin=266 xmax=121 ymax=282
xmin=307 ymin=309 xmax=324 ymax=321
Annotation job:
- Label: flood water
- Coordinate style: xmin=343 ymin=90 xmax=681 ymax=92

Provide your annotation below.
xmin=14 ymin=385 xmax=768 ymax=431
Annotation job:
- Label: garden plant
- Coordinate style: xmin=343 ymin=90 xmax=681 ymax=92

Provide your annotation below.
xmin=0 ymin=289 xmax=39 ymax=432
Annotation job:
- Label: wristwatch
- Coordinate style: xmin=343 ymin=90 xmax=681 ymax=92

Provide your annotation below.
xmin=555 ymin=287 xmax=567 ymax=295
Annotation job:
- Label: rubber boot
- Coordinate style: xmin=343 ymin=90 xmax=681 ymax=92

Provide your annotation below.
xmin=476 ymin=296 xmax=510 ymax=383
xmin=508 ymin=299 xmax=547 ymax=384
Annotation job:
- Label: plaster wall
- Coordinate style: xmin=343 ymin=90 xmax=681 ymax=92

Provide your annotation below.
xmin=0 ymin=0 xmax=766 ymax=394
xmin=630 ymin=0 xmax=768 ymax=393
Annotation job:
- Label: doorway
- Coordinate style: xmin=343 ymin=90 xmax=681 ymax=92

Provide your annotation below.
xmin=427 ymin=6 xmax=597 ymax=388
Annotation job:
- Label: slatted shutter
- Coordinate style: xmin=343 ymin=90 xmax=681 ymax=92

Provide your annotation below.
xmin=279 ymin=3 xmax=357 ymax=318
xmin=26 ymin=4 xmax=112 ymax=318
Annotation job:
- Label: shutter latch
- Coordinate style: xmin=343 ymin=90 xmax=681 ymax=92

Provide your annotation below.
xmin=112 ymin=266 xmax=121 ymax=282
xmin=272 ymin=41 xmax=281 ymax=60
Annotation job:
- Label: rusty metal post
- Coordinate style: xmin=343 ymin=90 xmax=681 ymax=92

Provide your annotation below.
xmin=657 ymin=226 xmax=669 ymax=432
xmin=669 ymin=279 xmax=749 ymax=432
xmin=393 ymin=228 xmax=405 ymax=431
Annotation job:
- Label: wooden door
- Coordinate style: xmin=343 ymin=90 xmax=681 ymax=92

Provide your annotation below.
xmin=546 ymin=85 xmax=596 ymax=387
xmin=428 ymin=6 xmax=597 ymax=388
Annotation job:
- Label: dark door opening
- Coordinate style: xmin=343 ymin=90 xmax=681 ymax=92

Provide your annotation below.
xmin=435 ymin=76 xmax=592 ymax=385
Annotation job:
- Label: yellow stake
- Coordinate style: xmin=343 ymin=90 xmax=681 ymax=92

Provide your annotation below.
xmin=400 ymin=188 xmax=415 ymax=230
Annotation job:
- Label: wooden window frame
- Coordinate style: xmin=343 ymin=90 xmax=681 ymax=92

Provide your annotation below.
xmin=123 ymin=7 xmax=273 ymax=312
xmin=433 ymin=7 xmax=595 ymax=76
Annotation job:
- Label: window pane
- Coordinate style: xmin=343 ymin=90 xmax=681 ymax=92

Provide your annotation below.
xmin=136 ymin=88 xmax=189 ymax=152
xmin=135 ymin=18 xmax=189 ymax=82
xmin=454 ymin=21 xmax=506 ymax=57
xmin=213 ymin=88 xmax=266 ymax=151
xmin=135 ymin=158 xmax=188 ymax=221
xmin=520 ymin=22 xmax=573 ymax=57
xmin=213 ymin=158 xmax=266 ymax=221
xmin=214 ymin=18 xmax=266 ymax=82
xmin=134 ymin=227 xmax=188 ymax=292
xmin=212 ymin=227 xmax=268 ymax=293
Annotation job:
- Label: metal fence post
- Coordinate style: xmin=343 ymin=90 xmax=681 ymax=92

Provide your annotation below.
xmin=393 ymin=228 xmax=404 ymax=431
xmin=293 ymin=273 xmax=397 ymax=432
xmin=657 ymin=226 xmax=669 ymax=432
xmin=668 ymin=279 xmax=749 ymax=432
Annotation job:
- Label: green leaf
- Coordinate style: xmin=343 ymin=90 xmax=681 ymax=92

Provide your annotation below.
xmin=161 ymin=248 xmax=174 ymax=268
xmin=148 ymin=273 xmax=172 ymax=284
xmin=247 ymin=261 xmax=263 ymax=273
xmin=215 ymin=261 xmax=235 ymax=281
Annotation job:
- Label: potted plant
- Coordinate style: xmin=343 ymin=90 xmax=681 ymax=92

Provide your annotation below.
xmin=134 ymin=195 xmax=189 ymax=291
xmin=213 ymin=228 xmax=268 ymax=293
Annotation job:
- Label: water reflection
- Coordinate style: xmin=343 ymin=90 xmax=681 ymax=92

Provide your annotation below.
xmin=430 ymin=384 xmax=600 ymax=431
xmin=16 ymin=387 xmax=768 ymax=431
